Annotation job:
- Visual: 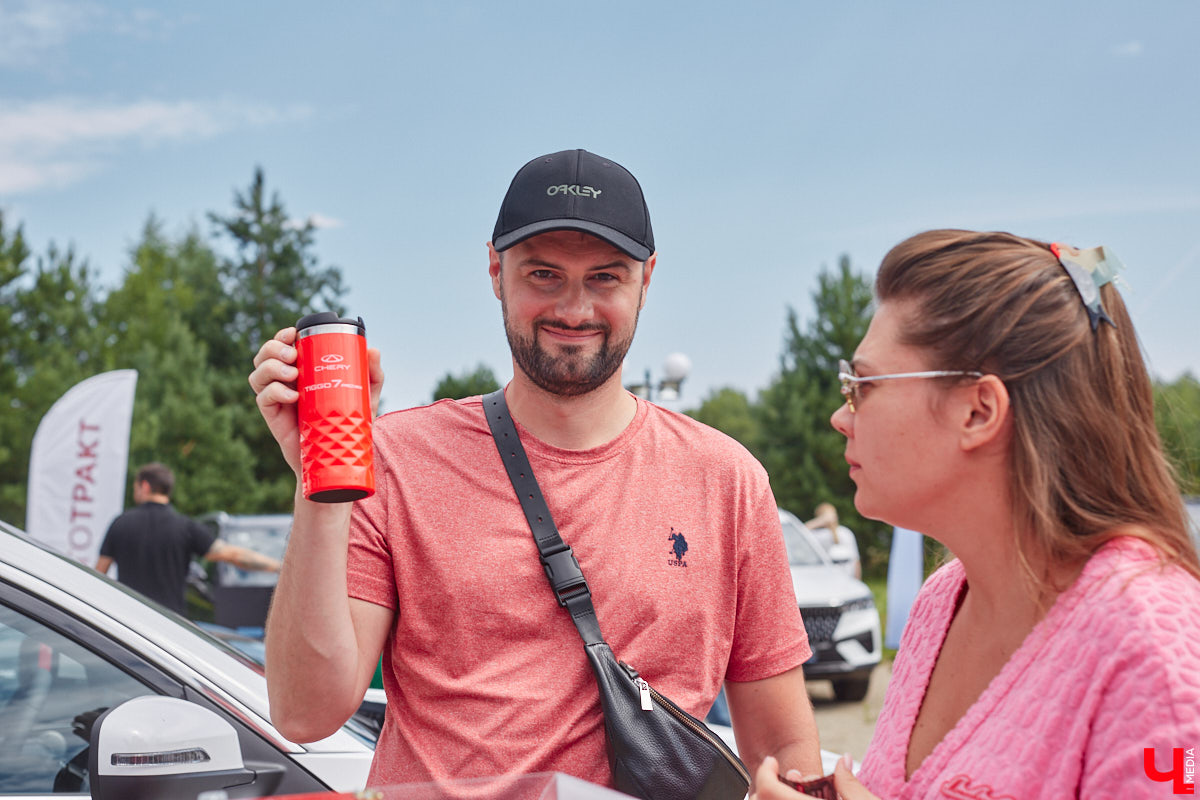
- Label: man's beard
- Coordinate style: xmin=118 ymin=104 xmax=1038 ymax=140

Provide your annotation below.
xmin=502 ymin=300 xmax=638 ymax=398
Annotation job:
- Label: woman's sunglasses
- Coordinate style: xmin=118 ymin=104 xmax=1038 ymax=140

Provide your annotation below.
xmin=838 ymin=359 xmax=983 ymax=413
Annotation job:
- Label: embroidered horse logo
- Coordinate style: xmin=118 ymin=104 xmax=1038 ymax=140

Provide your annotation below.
xmin=668 ymin=529 xmax=688 ymax=561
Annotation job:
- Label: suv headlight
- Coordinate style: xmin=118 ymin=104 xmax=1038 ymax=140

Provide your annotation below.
xmin=842 ymin=596 xmax=875 ymax=613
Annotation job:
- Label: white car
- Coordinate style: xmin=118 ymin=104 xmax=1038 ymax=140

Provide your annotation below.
xmin=779 ymin=508 xmax=882 ymax=702
xmin=1 ymin=518 xmax=847 ymax=797
xmin=0 ymin=519 xmax=375 ymax=797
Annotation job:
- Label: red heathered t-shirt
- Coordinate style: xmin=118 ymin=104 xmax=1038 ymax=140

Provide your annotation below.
xmin=347 ymin=393 xmax=809 ymax=789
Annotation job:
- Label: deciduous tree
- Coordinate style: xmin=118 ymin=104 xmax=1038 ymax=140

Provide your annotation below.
xmin=1155 ymin=373 xmax=1200 ymax=497
xmin=0 ymin=223 xmax=104 ymax=523
xmin=433 ymin=364 xmax=501 ymax=401
xmin=686 ymin=387 xmax=761 ymax=453
xmin=102 ymin=219 xmax=257 ymax=515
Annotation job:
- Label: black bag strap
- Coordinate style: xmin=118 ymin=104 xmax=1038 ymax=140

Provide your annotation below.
xmin=483 ymin=389 xmax=604 ymax=645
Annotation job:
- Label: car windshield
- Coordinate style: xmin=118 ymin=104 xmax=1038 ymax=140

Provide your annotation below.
xmin=779 ymin=514 xmax=827 ymax=567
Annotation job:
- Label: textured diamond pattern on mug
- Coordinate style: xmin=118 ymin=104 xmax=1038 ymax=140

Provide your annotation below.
xmin=301 ymin=412 xmax=372 ymax=467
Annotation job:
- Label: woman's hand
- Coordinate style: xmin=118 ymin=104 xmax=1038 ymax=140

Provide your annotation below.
xmin=826 ymin=754 xmax=877 ymax=799
xmin=752 ymin=754 xmax=880 ymax=800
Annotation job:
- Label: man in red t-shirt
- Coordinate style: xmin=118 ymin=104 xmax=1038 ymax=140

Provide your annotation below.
xmin=249 ymin=149 xmax=821 ymax=791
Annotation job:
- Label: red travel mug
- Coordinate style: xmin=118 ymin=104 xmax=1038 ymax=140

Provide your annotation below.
xmin=295 ymin=312 xmax=375 ymax=503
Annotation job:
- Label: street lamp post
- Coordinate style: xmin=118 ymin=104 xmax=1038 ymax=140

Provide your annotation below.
xmin=626 ymin=353 xmax=692 ymax=402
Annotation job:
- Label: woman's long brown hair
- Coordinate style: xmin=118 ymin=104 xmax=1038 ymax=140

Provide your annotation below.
xmin=875 ymin=229 xmax=1199 ymax=588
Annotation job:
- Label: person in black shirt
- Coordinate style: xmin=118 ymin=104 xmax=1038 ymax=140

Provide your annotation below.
xmin=95 ymin=462 xmax=281 ymax=613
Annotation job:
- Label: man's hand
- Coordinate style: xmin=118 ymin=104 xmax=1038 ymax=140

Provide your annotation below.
xmin=248 ymin=327 xmax=385 ymax=475
xmin=249 ymin=327 xmax=304 ymax=474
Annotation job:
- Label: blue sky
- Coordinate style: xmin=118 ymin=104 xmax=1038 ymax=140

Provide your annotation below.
xmin=2 ymin=1 xmax=1198 ymax=413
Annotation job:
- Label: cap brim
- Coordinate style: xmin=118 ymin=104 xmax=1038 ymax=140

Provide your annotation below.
xmin=492 ymin=219 xmax=652 ymax=262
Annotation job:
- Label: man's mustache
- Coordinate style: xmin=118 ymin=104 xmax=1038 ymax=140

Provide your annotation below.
xmin=534 ymin=320 xmax=610 ymax=335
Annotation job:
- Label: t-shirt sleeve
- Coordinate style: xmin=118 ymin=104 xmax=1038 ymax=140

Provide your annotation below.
xmin=725 ymin=482 xmax=811 ymax=682
xmin=189 ymin=518 xmax=217 ymax=558
xmin=347 ymin=470 xmax=398 ymax=609
xmin=98 ymin=522 xmax=118 ymax=557
xmin=99 ymin=514 xmax=136 ymax=559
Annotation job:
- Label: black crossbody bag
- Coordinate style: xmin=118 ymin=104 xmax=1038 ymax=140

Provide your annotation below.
xmin=483 ymin=390 xmax=750 ymax=800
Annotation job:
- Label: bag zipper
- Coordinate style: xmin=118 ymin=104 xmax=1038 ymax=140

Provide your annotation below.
xmin=635 ymin=677 xmax=653 ymax=710
xmin=619 ymin=661 xmax=751 ymax=783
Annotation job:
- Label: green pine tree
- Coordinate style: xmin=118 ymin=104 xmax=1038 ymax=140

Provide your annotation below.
xmin=756 ymin=255 xmax=883 ymax=571
xmin=207 ymin=169 xmax=348 ymax=510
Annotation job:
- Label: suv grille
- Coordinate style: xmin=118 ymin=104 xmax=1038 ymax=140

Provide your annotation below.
xmin=800 ymin=597 xmax=874 ymax=644
xmin=800 ymin=606 xmax=841 ymax=643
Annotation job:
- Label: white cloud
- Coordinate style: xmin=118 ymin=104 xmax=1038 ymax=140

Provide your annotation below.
xmin=0 ymin=97 xmax=314 ymax=194
xmin=110 ymin=6 xmax=180 ymax=39
xmin=0 ymin=158 xmax=100 ymax=194
xmin=0 ymin=0 xmax=100 ymax=66
xmin=286 ymin=213 xmax=345 ymax=231
xmin=306 ymin=213 xmax=345 ymax=230
xmin=0 ymin=0 xmax=176 ymax=67
xmin=1111 ymin=40 xmax=1143 ymax=58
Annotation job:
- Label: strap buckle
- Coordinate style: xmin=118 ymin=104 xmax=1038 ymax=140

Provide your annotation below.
xmin=541 ymin=546 xmax=589 ymax=606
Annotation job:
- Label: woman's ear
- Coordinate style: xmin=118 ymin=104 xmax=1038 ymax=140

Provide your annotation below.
xmin=960 ymin=374 xmax=1010 ymax=452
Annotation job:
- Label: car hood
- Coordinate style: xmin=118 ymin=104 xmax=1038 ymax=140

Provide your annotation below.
xmin=790 ymin=565 xmax=871 ymax=607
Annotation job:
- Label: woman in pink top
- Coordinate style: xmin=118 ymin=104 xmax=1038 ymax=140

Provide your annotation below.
xmin=756 ymin=230 xmax=1200 ymax=799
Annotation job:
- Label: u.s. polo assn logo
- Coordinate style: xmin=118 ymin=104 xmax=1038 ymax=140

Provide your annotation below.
xmin=667 ymin=528 xmax=688 ymax=567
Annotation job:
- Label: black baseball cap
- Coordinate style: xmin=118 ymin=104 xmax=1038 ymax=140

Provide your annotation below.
xmin=492 ymin=149 xmax=654 ymax=261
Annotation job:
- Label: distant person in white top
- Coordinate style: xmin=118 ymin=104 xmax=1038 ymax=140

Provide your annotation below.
xmin=805 ymin=502 xmax=861 ymax=579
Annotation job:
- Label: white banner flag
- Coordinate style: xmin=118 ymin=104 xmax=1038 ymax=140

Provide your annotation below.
xmin=885 ymin=526 xmax=925 ymax=649
xmin=26 ymin=369 xmax=138 ymax=565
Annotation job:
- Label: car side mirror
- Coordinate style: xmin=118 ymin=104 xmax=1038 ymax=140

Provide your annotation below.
xmin=88 ymin=696 xmax=283 ymax=800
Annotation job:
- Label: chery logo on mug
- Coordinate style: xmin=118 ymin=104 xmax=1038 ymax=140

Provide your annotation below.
xmin=1145 ymin=748 xmax=1196 ymax=794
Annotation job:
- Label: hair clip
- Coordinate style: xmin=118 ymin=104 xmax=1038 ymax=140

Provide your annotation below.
xmin=1049 ymin=243 xmax=1123 ymax=330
